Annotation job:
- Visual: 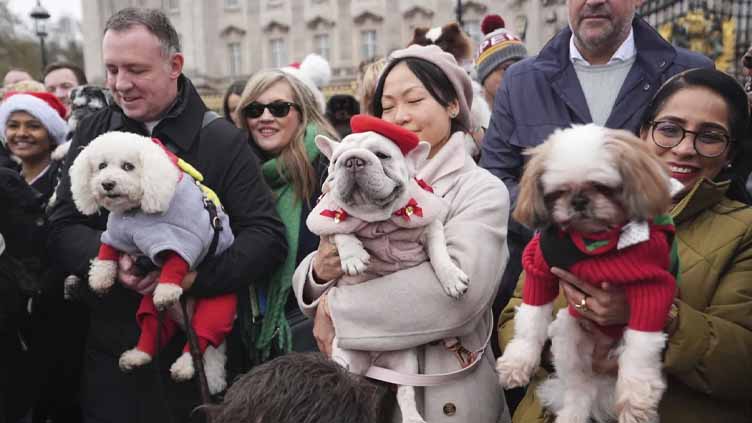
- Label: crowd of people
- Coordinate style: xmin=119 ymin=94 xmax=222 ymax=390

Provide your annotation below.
xmin=1 ymin=1 xmax=751 ymax=423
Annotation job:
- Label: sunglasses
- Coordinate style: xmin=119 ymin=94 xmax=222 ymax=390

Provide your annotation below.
xmin=244 ymin=101 xmax=300 ymax=118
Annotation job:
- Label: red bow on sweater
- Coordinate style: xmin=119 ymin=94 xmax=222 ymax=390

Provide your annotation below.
xmin=394 ymin=198 xmax=422 ymax=222
xmin=415 ymin=178 xmax=434 ymax=193
xmin=321 ymin=208 xmax=348 ymax=223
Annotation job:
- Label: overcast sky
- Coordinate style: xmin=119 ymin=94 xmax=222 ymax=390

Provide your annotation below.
xmin=8 ymin=0 xmax=82 ymax=22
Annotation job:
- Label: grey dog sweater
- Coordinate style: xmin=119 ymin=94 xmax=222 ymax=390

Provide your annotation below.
xmin=101 ymin=174 xmax=234 ymax=268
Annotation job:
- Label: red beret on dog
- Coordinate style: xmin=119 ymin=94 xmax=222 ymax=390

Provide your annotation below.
xmin=350 ymin=114 xmax=419 ymax=155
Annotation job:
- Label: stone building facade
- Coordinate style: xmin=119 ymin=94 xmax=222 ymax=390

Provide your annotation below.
xmin=81 ymin=0 xmax=569 ymax=94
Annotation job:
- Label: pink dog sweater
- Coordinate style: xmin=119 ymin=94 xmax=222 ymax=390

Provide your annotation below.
xmin=307 ymin=177 xmax=448 ymax=284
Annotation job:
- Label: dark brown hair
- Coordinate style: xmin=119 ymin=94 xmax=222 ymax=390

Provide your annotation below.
xmin=208 ymin=352 xmax=392 ymax=423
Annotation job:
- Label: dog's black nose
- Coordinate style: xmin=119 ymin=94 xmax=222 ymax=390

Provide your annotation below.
xmin=571 ymin=195 xmax=588 ymax=211
xmin=344 ymin=157 xmax=367 ymax=170
xmin=101 ymin=181 xmax=116 ymax=191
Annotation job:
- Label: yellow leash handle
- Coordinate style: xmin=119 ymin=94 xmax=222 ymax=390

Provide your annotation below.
xmin=177 ymin=158 xmax=222 ymax=208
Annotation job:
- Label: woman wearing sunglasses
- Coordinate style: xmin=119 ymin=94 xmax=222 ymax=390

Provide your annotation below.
xmin=502 ymin=68 xmax=752 ymax=423
xmin=235 ymin=69 xmax=339 ymax=367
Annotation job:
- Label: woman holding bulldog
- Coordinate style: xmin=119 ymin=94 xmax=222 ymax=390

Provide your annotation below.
xmin=293 ymin=44 xmax=511 ymax=422
xmin=235 ymin=69 xmax=339 ymax=366
xmin=502 ymin=68 xmax=752 ymax=423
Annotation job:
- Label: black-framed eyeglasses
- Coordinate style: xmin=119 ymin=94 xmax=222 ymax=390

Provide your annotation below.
xmin=244 ymin=101 xmax=300 ymax=119
xmin=649 ymin=120 xmax=731 ymax=158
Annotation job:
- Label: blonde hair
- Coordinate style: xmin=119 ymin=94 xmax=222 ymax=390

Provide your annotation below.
xmin=357 ymin=58 xmax=386 ymax=116
xmin=237 ymin=69 xmax=338 ymax=204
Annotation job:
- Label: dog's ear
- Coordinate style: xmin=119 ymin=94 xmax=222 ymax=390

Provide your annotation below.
xmin=315 ymin=135 xmax=339 ymax=160
xmin=405 ymin=141 xmax=431 ymax=173
xmin=69 ymin=144 xmax=100 ymax=215
xmin=139 ymin=141 xmax=181 ymax=214
xmin=513 ymin=143 xmax=551 ymax=229
xmin=606 ymin=129 xmax=671 ymax=220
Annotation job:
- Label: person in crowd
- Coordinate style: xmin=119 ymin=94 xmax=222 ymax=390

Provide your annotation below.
xmin=43 ymin=62 xmax=87 ymax=118
xmin=293 ymin=44 xmax=511 ymax=423
xmin=222 ymin=79 xmax=245 ymax=127
xmin=0 ymin=91 xmax=68 ymax=195
xmin=501 ymin=68 xmax=752 ymax=423
xmin=47 ymin=8 xmax=287 ymax=423
xmin=480 ymin=0 xmax=714 ymax=353
xmin=357 ymin=57 xmax=385 ymax=116
xmin=0 ymin=92 xmax=87 ymax=423
xmin=209 ymin=352 xmax=391 ymax=423
xmin=0 ymin=92 xmax=69 ymax=423
xmin=3 ymin=68 xmax=33 ymax=87
xmin=233 ymin=69 xmax=337 ymax=367
xmin=325 ymin=94 xmax=360 ymax=137
xmin=474 ymin=14 xmax=527 ymax=111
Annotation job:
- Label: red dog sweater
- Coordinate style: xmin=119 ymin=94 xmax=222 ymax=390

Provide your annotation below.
xmin=522 ymin=220 xmax=676 ymax=338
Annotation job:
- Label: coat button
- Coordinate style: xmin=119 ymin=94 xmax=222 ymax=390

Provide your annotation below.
xmin=643 ymin=83 xmax=651 ymax=91
xmin=443 ymin=402 xmax=457 ymax=416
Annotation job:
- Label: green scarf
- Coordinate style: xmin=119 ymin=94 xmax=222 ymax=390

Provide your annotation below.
xmin=253 ymin=124 xmax=320 ymax=361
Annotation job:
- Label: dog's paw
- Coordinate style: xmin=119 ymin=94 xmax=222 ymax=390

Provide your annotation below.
xmin=435 ymin=263 xmax=469 ymax=299
xmin=88 ymin=259 xmax=117 ymax=294
xmin=119 ymin=348 xmax=152 ymax=371
xmin=340 ymin=248 xmax=370 ymax=276
xmin=496 ymin=340 xmax=541 ymax=388
xmin=170 ymin=352 xmax=195 ymax=382
xmin=403 ymin=417 xmax=427 ymax=423
xmin=153 ymin=284 xmax=183 ymax=310
xmin=203 ymin=345 xmax=228 ymax=394
xmin=616 ymin=372 xmax=664 ymax=423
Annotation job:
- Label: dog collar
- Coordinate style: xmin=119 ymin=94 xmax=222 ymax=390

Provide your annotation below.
xmin=394 ymin=198 xmax=423 ymax=222
xmin=320 ymin=208 xmax=348 ymax=223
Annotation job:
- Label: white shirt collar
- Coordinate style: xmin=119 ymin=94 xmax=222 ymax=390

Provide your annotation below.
xmin=570 ymin=28 xmax=635 ymax=66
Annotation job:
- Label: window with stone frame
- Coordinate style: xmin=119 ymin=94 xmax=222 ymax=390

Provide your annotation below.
xmin=361 ymin=30 xmax=377 ymax=60
xmin=314 ymin=33 xmax=330 ymax=60
xmin=463 ymin=19 xmax=482 ymax=45
xmin=270 ymin=38 xmax=287 ymax=67
xmin=228 ymin=42 xmax=242 ymax=76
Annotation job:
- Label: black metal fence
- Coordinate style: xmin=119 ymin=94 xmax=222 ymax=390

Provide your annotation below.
xmin=639 ymin=0 xmax=751 ymax=79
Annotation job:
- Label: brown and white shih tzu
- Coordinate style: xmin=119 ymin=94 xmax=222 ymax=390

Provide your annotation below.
xmin=497 ymin=124 xmax=677 ymax=423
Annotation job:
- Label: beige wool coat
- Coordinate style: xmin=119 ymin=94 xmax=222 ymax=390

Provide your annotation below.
xmin=293 ymin=133 xmax=511 ymax=423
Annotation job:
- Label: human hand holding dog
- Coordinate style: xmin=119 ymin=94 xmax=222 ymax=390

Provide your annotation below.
xmin=118 ymin=254 xmax=197 ymax=294
xmin=118 ymin=254 xmax=160 ymax=295
xmin=553 ymin=267 xmax=629 ymax=326
xmin=313 ymin=293 xmax=335 ymax=357
xmin=312 ymin=237 xmax=344 ymax=283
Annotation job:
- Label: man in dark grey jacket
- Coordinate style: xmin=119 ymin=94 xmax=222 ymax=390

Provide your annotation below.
xmin=47 ymin=8 xmax=287 ymax=423
xmin=480 ymin=0 xmax=712 ymax=357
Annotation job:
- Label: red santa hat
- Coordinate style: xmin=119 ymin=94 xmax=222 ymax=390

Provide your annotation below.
xmin=0 ymin=91 xmax=68 ymax=145
xmin=350 ymin=114 xmax=419 ymax=155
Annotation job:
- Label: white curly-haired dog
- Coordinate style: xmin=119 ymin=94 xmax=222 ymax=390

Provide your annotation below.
xmin=69 ymin=131 xmax=236 ymax=394
xmin=497 ymin=125 xmax=678 ymax=423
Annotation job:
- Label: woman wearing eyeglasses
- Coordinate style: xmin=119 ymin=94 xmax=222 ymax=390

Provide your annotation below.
xmin=502 ymin=68 xmax=752 ymax=423
xmin=234 ymin=69 xmax=339 ymax=367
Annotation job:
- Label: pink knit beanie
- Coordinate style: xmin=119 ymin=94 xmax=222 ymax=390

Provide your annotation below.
xmin=387 ymin=44 xmax=473 ymax=131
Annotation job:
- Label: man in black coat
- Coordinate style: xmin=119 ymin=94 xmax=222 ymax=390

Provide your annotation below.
xmin=47 ymin=8 xmax=287 ymax=423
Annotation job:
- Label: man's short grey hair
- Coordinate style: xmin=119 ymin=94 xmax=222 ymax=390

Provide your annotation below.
xmin=104 ymin=8 xmax=181 ymax=57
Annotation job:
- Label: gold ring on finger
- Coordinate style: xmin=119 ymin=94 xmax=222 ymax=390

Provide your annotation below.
xmin=574 ymin=297 xmax=589 ymax=312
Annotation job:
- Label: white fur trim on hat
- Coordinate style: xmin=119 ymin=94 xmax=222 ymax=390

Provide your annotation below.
xmin=0 ymin=94 xmax=69 ymax=146
xmin=281 ymin=54 xmax=332 ymax=113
